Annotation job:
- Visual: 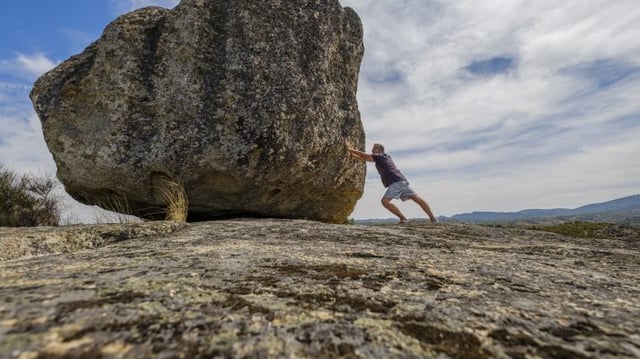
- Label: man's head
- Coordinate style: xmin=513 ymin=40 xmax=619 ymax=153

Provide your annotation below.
xmin=372 ymin=143 xmax=385 ymax=154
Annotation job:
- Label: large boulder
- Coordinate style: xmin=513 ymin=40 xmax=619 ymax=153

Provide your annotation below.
xmin=30 ymin=0 xmax=365 ymax=223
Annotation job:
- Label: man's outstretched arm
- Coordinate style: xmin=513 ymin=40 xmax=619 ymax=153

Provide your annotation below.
xmin=344 ymin=139 xmax=373 ymax=162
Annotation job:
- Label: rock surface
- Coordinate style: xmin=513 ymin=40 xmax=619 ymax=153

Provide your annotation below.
xmin=30 ymin=0 xmax=365 ymax=223
xmin=1 ymin=220 xmax=639 ymax=358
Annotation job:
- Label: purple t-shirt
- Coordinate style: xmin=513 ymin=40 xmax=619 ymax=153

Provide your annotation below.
xmin=371 ymin=153 xmax=407 ymax=188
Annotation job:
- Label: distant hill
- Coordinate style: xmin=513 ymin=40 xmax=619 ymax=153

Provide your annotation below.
xmin=440 ymin=194 xmax=640 ymax=225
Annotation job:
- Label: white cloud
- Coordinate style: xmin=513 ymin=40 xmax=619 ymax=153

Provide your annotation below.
xmin=342 ymin=0 xmax=640 ymax=218
xmin=17 ymin=53 xmax=56 ymax=77
xmin=0 ymin=53 xmax=56 ymax=80
xmin=0 ymin=55 xmax=55 ymax=177
xmin=0 ymin=113 xmax=52 ymax=174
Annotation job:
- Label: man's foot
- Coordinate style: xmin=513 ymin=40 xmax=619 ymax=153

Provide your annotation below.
xmin=399 ymin=219 xmax=410 ymax=224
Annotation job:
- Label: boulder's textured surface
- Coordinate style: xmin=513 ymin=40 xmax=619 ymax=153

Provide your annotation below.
xmin=30 ymin=0 xmax=365 ymax=223
xmin=1 ymin=220 xmax=639 ymax=358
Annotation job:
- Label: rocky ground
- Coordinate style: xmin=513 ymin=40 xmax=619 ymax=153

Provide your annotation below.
xmin=1 ymin=219 xmax=639 ymax=358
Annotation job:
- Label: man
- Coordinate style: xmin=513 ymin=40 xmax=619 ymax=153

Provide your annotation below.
xmin=344 ymin=139 xmax=437 ymax=223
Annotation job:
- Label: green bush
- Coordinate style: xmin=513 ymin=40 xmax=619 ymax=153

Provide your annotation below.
xmin=0 ymin=164 xmax=61 ymax=227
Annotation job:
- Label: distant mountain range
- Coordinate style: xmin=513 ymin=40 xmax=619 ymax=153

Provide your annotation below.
xmin=440 ymin=194 xmax=640 ymax=224
xmin=355 ymin=194 xmax=640 ymax=226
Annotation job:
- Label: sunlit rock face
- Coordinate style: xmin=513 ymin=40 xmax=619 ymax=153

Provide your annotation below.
xmin=2 ymin=220 xmax=638 ymax=357
xmin=30 ymin=0 xmax=365 ymax=223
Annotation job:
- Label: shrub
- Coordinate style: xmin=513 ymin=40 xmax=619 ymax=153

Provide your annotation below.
xmin=0 ymin=164 xmax=62 ymax=226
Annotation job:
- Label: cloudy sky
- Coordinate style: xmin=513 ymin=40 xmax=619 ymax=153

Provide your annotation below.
xmin=1 ymin=0 xmax=639 ymax=222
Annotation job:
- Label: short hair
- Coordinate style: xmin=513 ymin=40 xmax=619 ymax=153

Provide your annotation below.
xmin=374 ymin=143 xmax=385 ymax=152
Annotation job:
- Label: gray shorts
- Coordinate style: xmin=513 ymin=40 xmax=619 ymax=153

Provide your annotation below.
xmin=383 ymin=181 xmax=417 ymax=201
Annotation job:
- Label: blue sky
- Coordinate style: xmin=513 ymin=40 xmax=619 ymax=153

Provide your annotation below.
xmin=1 ymin=0 xmax=639 ymax=222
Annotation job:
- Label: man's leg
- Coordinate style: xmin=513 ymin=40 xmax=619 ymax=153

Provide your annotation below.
xmin=408 ymin=194 xmax=437 ymax=222
xmin=381 ymin=197 xmax=408 ymax=223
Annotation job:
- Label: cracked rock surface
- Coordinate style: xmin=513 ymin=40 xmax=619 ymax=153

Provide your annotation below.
xmin=1 ymin=220 xmax=639 ymax=358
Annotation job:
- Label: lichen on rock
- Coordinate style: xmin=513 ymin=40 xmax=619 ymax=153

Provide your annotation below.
xmin=1 ymin=220 xmax=639 ymax=358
